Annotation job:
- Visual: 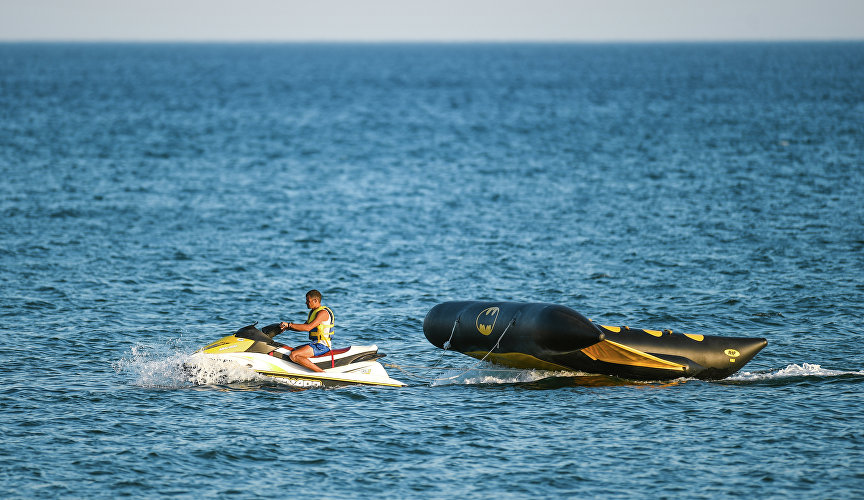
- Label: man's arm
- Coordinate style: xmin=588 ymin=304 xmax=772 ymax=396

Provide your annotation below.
xmin=281 ymin=310 xmax=330 ymax=332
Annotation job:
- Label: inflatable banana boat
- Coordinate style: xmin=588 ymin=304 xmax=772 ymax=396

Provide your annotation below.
xmin=423 ymin=301 xmax=767 ymax=381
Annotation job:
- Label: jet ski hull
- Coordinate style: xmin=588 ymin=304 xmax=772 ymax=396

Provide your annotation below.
xmin=206 ymin=352 xmax=406 ymax=389
xmin=197 ymin=325 xmax=405 ymax=388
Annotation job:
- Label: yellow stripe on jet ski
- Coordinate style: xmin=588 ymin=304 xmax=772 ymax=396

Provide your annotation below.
xmin=580 ymin=340 xmax=687 ymax=371
xmin=201 ymin=335 xmax=255 ymax=354
xmin=219 ymin=354 xmax=404 ymax=387
xmin=256 ymin=371 xmax=405 ymax=387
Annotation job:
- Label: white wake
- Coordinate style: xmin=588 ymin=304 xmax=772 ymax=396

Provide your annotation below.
xmin=114 ymin=341 xmax=262 ymax=388
xmin=727 ymin=363 xmax=864 ymax=382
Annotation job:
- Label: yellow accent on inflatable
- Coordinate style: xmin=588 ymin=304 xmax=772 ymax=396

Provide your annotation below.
xmin=581 ymin=340 xmax=687 ymax=371
xmin=463 ymin=351 xmax=572 ymax=371
xmin=684 ymin=333 xmax=705 ymax=341
xmin=644 ymin=329 xmax=663 ymax=337
xmin=476 ymin=307 xmax=499 ymax=336
xmin=601 ymin=325 xmax=621 ymax=333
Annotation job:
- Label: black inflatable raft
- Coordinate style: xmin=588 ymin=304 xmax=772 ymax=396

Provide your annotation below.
xmin=423 ymin=301 xmax=767 ymax=381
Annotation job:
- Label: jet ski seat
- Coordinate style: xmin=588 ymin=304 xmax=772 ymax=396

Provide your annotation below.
xmin=310 ymin=347 xmax=385 ymax=370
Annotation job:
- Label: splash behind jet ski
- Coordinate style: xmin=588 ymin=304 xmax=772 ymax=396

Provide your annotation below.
xmin=195 ymin=323 xmax=405 ymax=389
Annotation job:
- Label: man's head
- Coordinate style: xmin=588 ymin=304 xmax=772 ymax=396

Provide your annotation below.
xmin=305 ymin=289 xmax=322 ymax=308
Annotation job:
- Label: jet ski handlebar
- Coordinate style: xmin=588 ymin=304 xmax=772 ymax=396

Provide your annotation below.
xmin=234 ymin=323 xmax=282 ymax=343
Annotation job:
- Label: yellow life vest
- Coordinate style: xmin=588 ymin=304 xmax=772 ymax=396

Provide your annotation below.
xmin=307 ymin=305 xmax=335 ymax=347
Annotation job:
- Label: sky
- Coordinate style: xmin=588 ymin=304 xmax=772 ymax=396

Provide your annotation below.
xmin=1 ymin=0 xmax=863 ymax=42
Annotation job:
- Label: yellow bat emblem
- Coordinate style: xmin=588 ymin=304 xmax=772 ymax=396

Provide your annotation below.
xmin=476 ymin=307 xmax=500 ymax=336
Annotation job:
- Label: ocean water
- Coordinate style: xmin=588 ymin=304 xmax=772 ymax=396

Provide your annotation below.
xmin=1 ymin=42 xmax=863 ymax=498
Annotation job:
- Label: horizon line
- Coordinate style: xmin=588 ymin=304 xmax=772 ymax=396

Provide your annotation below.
xmin=2 ymin=37 xmax=863 ymax=44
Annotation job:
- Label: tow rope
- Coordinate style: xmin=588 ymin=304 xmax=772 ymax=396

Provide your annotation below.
xmin=387 ymin=318 xmax=515 ymax=383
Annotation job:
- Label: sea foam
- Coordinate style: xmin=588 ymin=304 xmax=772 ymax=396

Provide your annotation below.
xmin=728 ymin=363 xmax=864 ymax=382
xmin=114 ymin=341 xmax=261 ymax=388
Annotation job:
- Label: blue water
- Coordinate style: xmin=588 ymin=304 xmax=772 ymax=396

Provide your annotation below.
xmin=1 ymin=42 xmax=863 ymax=498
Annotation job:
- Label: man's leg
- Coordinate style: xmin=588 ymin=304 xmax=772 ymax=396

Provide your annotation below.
xmin=290 ymin=345 xmax=324 ymax=372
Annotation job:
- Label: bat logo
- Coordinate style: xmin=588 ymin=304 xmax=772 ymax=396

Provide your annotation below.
xmin=476 ymin=307 xmax=500 ymax=336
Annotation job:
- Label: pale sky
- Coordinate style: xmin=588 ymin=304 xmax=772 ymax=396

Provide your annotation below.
xmin=1 ymin=0 xmax=863 ymax=42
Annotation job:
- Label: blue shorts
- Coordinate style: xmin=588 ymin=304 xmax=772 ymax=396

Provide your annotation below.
xmin=308 ymin=342 xmax=331 ymax=356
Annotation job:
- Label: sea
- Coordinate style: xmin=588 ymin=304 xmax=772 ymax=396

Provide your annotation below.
xmin=1 ymin=42 xmax=863 ymax=499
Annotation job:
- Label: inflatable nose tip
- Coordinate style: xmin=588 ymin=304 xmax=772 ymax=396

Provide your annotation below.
xmin=750 ymin=337 xmax=768 ymax=351
xmin=736 ymin=337 xmax=768 ymax=363
xmin=754 ymin=337 xmax=768 ymax=353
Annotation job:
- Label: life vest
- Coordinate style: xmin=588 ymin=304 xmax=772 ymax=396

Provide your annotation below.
xmin=307 ymin=305 xmax=335 ymax=347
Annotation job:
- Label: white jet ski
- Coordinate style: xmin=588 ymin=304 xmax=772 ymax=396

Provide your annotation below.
xmin=196 ymin=323 xmax=406 ymax=389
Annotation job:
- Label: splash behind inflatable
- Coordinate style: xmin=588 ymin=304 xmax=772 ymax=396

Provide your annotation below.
xmin=423 ymin=301 xmax=767 ymax=381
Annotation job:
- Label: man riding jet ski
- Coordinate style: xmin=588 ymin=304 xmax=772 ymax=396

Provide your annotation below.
xmin=277 ymin=289 xmax=335 ymax=373
xmin=195 ymin=290 xmax=404 ymax=388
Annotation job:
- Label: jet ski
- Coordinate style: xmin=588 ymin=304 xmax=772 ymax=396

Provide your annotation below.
xmin=195 ymin=323 xmax=406 ymax=389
